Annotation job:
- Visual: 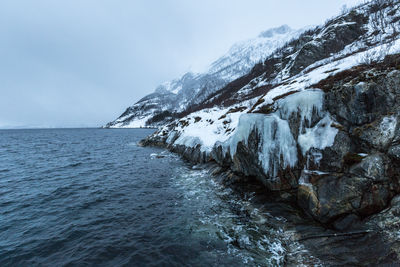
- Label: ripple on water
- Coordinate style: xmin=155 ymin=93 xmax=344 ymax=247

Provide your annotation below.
xmin=0 ymin=128 xmax=316 ymax=266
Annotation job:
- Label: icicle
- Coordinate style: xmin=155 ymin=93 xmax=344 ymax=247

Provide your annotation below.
xmin=222 ymin=113 xmax=298 ymax=177
xmin=277 ymin=89 xmax=324 ymax=130
xmin=220 ymin=89 xmax=337 ymax=178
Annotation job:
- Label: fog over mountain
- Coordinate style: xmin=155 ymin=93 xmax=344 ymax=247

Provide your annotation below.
xmin=0 ymin=0 xmax=359 ymax=128
xmin=106 ymin=25 xmax=307 ymax=128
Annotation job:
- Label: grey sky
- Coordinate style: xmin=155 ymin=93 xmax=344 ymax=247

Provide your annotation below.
xmin=0 ymin=0 xmax=361 ymax=128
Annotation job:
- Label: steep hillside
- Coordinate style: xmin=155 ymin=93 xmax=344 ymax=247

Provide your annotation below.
xmin=141 ymin=0 xmax=400 ymax=238
xmin=105 ymin=25 xmax=304 ymax=128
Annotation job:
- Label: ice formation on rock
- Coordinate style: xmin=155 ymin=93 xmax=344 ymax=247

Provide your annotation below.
xmin=220 ymin=89 xmax=338 ymax=177
xmin=277 ymin=89 xmax=324 ymax=130
xmin=298 ymin=115 xmax=339 ymax=155
xmin=222 ymin=113 xmax=298 ymax=177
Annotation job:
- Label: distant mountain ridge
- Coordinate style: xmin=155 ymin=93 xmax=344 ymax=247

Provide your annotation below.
xmin=105 ymin=25 xmax=305 ymax=128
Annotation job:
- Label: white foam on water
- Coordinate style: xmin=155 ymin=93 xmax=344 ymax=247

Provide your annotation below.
xmin=170 ymin=165 xmax=318 ymax=266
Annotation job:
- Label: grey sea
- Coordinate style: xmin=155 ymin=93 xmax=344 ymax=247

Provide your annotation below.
xmin=0 ymin=128 xmax=302 ymax=266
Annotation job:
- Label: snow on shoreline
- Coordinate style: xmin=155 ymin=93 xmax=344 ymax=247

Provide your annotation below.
xmin=158 ymin=34 xmax=400 ymax=177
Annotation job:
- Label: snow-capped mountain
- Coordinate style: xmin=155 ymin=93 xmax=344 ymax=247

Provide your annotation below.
xmin=105 ymin=25 xmax=305 ymax=128
xmin=208 ymin=25 xmax=297 ymax=81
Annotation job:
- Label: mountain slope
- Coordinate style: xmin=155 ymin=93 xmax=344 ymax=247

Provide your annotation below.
xmin=141 ymin=0 xmax=400 ymax=237
xmin=105 ymin=25 xmax=305 ymax=128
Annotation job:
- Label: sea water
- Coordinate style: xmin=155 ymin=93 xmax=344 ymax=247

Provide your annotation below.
xmin=0 ymin=128 xmax=304 ymax=266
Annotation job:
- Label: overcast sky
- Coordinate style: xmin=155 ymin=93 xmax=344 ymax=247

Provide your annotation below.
xmin=0 ymin=0 xmax=361 ymax=128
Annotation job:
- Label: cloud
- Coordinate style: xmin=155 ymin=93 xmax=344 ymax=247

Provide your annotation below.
xmin=0 ymin=0 xmax=361 ymax=128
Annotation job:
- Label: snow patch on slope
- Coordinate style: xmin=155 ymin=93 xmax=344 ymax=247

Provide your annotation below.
xmin=172 ymin=107 xmax=243 ymax=152
xmin=109 ymin=115 xmax=154 ymax=128
xmin=208 ymin=25 xmax=306 ymax=81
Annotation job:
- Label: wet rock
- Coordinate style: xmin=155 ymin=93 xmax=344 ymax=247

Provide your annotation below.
xmin=171 ymin=144 xmax=208 ymax=163
xmin=388 ymin=145 xmax=400 ymax=161
xmin=139 ymin=134 xmax=167 ymax=147
xmin=355 ymin=115 xmax=398 ymax=150
xmin=296 ymin=67 xmax=400 ymax=226
xmin=366 ymin=194 xmax=400 ymax=259
xmin=211 ymin=145 xmax=232 ymax=167
xmin=317 ymin=131 xmax=353 ymax=172
xmin=315 ymin=175 xmax=364 ymax=223
xmin=230 ymin=130 xmax=294 ymax=190
xmin=297 ymin=183 xmax=319 ymax=218
xmin=333 ymin=214 xmax=361 ymax=231
xmin=215 ymin=126 xmax=300 ymax=191
xmin=349 ymin=154 xmax=387 ymax=182
xmin=298 ymin=163 xmax=392 ymax=225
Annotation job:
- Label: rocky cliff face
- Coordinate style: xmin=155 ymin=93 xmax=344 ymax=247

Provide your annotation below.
xmin=297 ymin=59 xmax=400 ymax=228
xmin=142 ymin=58 xmax=400 ymax=232
xmin=140 ymin=0 xmax=400 ymax=231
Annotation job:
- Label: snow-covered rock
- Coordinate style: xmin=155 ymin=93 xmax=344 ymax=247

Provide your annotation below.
xmin=140 ymin=0 xmax=400 ymax=227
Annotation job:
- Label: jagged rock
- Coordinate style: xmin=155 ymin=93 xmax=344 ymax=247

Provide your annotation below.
xmin=316 ymin=131 xmax=353 ymax=172
xmin=349 ymin=154 xmax=387 ymax=182
xmin=297 ymin=69 xmax=400 ymax=224
xmin=324 ymin=71 xmax=400 ymax=129
xmin=366 ymin=195 xmax=400 ymax=258
xmin=288 ymin=11 xmax=367 ymax=76
xmin=355 ymin=115 xmax=398 ymax=150
xmin=171 ymin=145 xmax=208 ymax=163
xmin=298 ymin=171 xmax=390 ymax=224
xmin=160 ymin=64 xmax=400 ymax=226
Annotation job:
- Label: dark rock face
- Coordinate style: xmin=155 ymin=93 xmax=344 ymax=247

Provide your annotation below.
xmin=153 ymin=66 xmax=400 ymax=229
xmin=170 ymin=145 xmax=208 ymax=163
xmin=287 ymin=10 xmax=368 ymax=76
xmin=366 ymin=195 xmax=400 ymax=258
xmin=207 ymin=68 xmax=400 ymax=227
xmin=297 ymin=68 xmax=400 ymax=226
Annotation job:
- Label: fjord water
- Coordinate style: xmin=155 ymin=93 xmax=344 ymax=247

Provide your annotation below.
xmin=0 ymin=128 xmax=298 ymax=266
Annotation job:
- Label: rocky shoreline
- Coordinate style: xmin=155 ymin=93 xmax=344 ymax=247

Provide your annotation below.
xmin=136 ymin=2 xmax=400 ymax=262
xmin=139 ymin=150 xmax=400 ymax=265
xmin=140 ymin=60 xmax=400 ymax=264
